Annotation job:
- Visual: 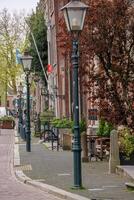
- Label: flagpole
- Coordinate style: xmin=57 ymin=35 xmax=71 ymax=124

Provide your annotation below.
xmin=30 ymin=31 xmax=48 ymax=83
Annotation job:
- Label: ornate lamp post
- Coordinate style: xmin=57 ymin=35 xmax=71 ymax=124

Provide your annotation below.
xmin=21 ymin=52 xmax=33 ymax=152
xmin=61 ymin=0 xmax=88 ymax=188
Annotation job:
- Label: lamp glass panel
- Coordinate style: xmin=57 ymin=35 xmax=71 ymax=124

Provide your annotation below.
xmin=22 ymin=59 xmax=32 ymax=71
xmin=18 ymin=84 xmax=23 ymax=92
xmin=67 ymin=8 xmax=85 ymax=31
xmin=63 ymin=9 xmax=71 ymax=31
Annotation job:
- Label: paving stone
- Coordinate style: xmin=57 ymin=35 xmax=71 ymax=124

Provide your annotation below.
xmin=19 ymin=138 xmax=134 ymax=200
xmin=0 ymin=129 xmax=65 ymax=200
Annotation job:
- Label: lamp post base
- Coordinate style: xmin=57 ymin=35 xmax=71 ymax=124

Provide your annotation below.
xmin=26 ymin=138 xmax=31 ymax=152
xmin=71 ymin=185 xmax=85 ymax=190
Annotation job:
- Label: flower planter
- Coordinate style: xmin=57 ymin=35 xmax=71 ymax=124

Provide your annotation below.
xmin=58 ymin=128 xmax=72 ymax=150
xmin=1 ymin=120 xmax=15 ymax=129
xmin=81 ymin=132 xmax=89 ymax=162
xmin=62 ymin=133 xmax=72 ymax=150
xmin=0 ymin=121 xmax=3 ymax=128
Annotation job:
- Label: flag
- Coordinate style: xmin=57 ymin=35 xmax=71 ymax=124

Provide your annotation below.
xmin=16 ymin=49 xmax=22 ymax=64
xmin=47 ymin=64 xmax=53 ymax=73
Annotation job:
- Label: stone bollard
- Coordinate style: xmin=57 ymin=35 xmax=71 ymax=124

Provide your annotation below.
xmin=81 ymin=132 xmax=89 ymax=162
xmin=109 ymin=129 xmax=120 ymax=173
xmin=62 ymin=133 xmax=72 ymax=150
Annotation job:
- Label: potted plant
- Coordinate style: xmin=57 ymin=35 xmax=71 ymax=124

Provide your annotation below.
xmin=51 ymin=118 xmax=87 ymax=151
xmin=51 ymin=118 xmax=72 ymax=129
xmin=118 ymin=126 xmax=134 ymax=165
xmin=38 ymin=109 xmax=55 ymax=139
xmin=51 ymin=118 xmax=72 ymax=150
xmin=97 ymin=119 xmax=113 ymax=137
xmin=40 ymin=110 xmax=55 ymax=124
xmin=0 ymin=116 xmax=15 ymax=129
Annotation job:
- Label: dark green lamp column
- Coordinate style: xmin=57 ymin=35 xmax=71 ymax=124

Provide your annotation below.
xmin=72 ymin=38 xmax=82 ymax=187
xmin=26 ymin=73 xmax=31 ymax=152
xmin=61 ymin=0 xmax=88 ymax=188
xmin=21 ymin=51 xmax=33 ymax=152
xmin=18 ymin=83 xmax=23 ymax=137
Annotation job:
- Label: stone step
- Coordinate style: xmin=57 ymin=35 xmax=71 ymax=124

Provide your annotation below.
xmin=116 ymin=165 xmax=134 ymax=181
xmin=125 ymin=182 xmax=134 ymax=190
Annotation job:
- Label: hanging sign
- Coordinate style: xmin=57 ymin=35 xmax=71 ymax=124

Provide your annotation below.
xmin=88 ymin=109 xmax=98 ymax=120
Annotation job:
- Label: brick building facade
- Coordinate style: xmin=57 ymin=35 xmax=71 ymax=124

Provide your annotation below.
xmin=37 ymin=0 xmax=99 ymax=130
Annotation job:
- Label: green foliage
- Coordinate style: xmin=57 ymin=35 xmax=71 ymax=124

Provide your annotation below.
xmin=103 ymin=121 xmax=113 ymax=136
xmin=51 ymin=118 xmax=72 ymax=129
xmin=33 ymin=131 xmax=40 ymax=137
xmin=0 ymin=116 xmax=14 ymax=121
xmin=51 ymin=118 xmax=87 ymax=133
xmin=97 ymin=119 xmax=105 ymax=136
xmin=80 ymin=119 xmax=87 ymax=133
xmin=40 ymin=110 xmax=55 ymax=125
xmin=27 ymin=10 xmax=48 ymax=78
xmin=0 ymin=9 xmax=26 ymax=94
xmin=97 ymin=119 xmax=113 ymax=137
xmin=71 ymin=119 xmax=87 ymax=134
xmin=118 ymin=127 xmax=134 ymax=157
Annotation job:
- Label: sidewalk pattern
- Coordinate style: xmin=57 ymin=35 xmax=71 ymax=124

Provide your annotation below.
xmin=0 ymin=129 xmax=64 ymax=200
xmin=19 ymin=140 xmax=134 ymax=200
xmin=1 ymin=128 xmax=134 ymax=200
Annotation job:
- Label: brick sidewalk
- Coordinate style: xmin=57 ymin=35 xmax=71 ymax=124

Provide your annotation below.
xmin=0 ymin=129 xmax=65 ymax=200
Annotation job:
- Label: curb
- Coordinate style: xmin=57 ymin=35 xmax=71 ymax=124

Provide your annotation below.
xmin=116 ymin=166 xmax=134 ymax=182
xmin=26 ymin=180 xmax=90 ymax=200
xmin=13 ymin=130 xmax=90 ymax=200
xmin=15 ymin=170 xmax=31 ymax=183
xmin=14 ymin=135 xmax=20 ymax=166
xmin=125 ymin=182 xmax=134 ymax=189
xmin=117 ymin=166 xmax=134 ymax=189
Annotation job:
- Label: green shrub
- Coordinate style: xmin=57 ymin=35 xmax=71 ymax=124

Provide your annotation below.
xmin=118 ymin=127 xmax=134 ymax=157
xmin=0 ymin=116 xmax=15 ymax=122
xmin=97 ymin=119 xmax=113 ymax=137
xmin=40 ymin=110 xmax=55 ymax=125
xmin=51 ymin=118 xmax=72 ymax=128
xmin=33 ymin=131 xmax=41 ymax=137
xmin=51 ymin=118 xmax=87 ymax=133
xmin=71 ymin=119 xmax=87 ymax=134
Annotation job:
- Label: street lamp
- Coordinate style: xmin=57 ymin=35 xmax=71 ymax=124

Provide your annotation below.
xmin=21 ymin=51 xmax=33 ymax=152
xmin=61 ymin=0 xmax=88 ymax=188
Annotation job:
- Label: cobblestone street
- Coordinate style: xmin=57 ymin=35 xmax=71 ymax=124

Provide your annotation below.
xmin=0 ymin=129 xmax=63 ymax=200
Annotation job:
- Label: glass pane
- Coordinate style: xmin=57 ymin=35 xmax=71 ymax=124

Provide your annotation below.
xmin=22 ymin=59 xmax=32 ymax=71
xmin=67 ymin=9 xmax=84 ymax=31
xmin=63 ymin=9 xmax=71 ymax=31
